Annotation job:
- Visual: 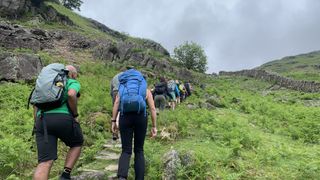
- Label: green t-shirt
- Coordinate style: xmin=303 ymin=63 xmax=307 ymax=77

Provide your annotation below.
xmin=37 ymin=78 xmax=80 ymax=116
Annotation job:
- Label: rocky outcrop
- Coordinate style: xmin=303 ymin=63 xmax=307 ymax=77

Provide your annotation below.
xmin=0 ymin=19 xmax=193 ymax=81
xmin=0 ymin=52 xmax=42 ymax=82
xmin=163 ymin=150 xmax=181 ymax=180
xmin=140 ymin=38 xmax=170 ymax=56
xmin=0 ymin=21 xmax=53 ymax=51
xmin=0 ymin=0 xmax=26 ymax=17
xmin=87 ymin=18 xmax=126 ymax=40
xmin=41 ymin=5 xmax=74 ymax=26
xmin=219 ymin=69 xmax=320 ymax=93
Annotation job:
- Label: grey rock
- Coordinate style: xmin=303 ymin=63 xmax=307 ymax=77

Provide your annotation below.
xmin=93 ymin=43 xmax=119 ymax=61
xmin=116 ymin=41 xmax=135 ymax=60
xmin=187 ymin=104 xmax=197 ymax=110
xmin=0 ymin=52 xmax=42 ymax=82
xmin=0 ymin=21 xmax=53 ymax=51
xmin=41 ymin=5 xmax=74 ymax=26
xmin=163 ymin=150 xmax=181 ymax=180
xmin=206 ymin=96 xmax=224 ymax=108
xmin=71 ymin=171 xmax=106 ymax=180
xmin=0 ymin=0 xmax=26 ymax=16
xmin=140 ymin=38 xmax=170 ymax=56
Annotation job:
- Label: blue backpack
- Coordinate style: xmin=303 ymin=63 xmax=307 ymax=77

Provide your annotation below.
xmin=118 ymin=69 xmax=147 ymax=116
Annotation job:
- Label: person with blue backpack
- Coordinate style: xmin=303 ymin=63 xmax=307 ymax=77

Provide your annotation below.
xmin=111 ymin=69 xmax=157 ymax=180
xmin=30 ymin=64 xmax=83 ymax=180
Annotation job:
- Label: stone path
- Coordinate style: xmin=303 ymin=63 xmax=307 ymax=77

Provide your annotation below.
xmin=72 ymin=140 xmax=121 ymax=180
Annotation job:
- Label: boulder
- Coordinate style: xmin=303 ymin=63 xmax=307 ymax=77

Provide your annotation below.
xmin=163 ymin=150 xmax=181 ymax=180
xmin=0 ymin=52 xmax=42 ymax=82
xmin=92 ymin=43 xmax=119 ymax=62
xmin=206 ymin=96 xmax=224 ymax=108
xmin=0 ymin=0 xmax=26 ymax=16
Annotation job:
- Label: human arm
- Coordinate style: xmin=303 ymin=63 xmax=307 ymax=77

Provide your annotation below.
xmin=111 ymin=94 xmax=120 ymax=133
xmin=68 ymin=89 xmax=78 ymax=118
xmin=146 ymin=89 xmax=157 ymax=137
xmin=33 ymin=106 xmax=37 ymax=121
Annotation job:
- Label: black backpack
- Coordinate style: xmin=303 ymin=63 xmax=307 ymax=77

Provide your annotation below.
xmin=155 ymin=82 xmax=166 ymax=95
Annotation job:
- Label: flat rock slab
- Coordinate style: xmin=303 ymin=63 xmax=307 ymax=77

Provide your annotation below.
xmin=78 ymin=169 xmax=102 ymax=173
xmin=71 ymin=171 xmax=106 ymax=180
xmin=105 ymin=164 xmax=118 ymax=172
xmin=95 ymin=152 xmax=119 ymax=160
xmin=108 ymin=173 xmax=118 ymax=180
xmin=103 ymin=144 xmax=121 ymax=148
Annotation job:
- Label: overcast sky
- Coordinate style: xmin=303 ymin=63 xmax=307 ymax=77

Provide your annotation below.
xmin=78 ymin=0 xmax=320 ymax=73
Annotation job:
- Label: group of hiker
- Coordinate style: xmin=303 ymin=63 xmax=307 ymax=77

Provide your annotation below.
xmin=30 ymin=64 xmax=192 ymax=180
xmin=151 ymin=77 xmax=192 ymax=112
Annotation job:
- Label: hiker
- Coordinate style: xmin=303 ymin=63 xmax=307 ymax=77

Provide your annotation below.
xmin=175 ymin=80 xmax=181 ymax=104
xmin=110 ymin=68 xmax=127 ymax=140
xmin=111 ymin=69 xmax=157 ymax=180
xmin=167 ymin=79 xmax=177 ymax=110
xmin=31 ymin=64 xmax=83 ymax=180
xmin=178 ymin=81 xmax=187 ymax=102
xmin=153 ymin=77 xmax=168 ymax=111
xmin=185 ymin=82 xmax=193 ymax=97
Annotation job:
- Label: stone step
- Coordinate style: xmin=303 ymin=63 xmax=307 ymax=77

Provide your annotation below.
xmin=71 ymin=171 xmax=106 ymax=180
xmin=98 ymin=151 xmax=119 ymax=157
xmin=108 ymin=173 xmax=118 ymax=180
xmin=105 ymin=164 xmax=118 ymax=172
xmin=78 ymin=169 xmax=102 ymax=173
xmin=95 ymin=152 xmax=119 ymax=161
xmin=103 ymin=143 xmax=122 ymax=149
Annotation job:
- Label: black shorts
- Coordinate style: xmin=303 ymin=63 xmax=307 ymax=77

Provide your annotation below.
xmin=35 ymin=113 xmax=84 ymax=163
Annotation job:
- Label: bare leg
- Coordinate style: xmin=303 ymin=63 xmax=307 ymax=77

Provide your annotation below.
xmin=172 ymin=101 xmax=176 ymax=110
xmin=64 ymin=146 xmax=82 ymax=169
xmin=33 ymin=160 xmax=54 ymax=180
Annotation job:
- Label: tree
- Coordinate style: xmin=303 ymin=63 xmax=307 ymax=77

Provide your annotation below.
xmin=60 ymin=0 xmax=83 ymax=11
xmin=173 ymin=41 xmax=208 ymax=73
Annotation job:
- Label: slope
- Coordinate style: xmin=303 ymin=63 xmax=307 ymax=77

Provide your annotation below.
xmin=0 ymin=1 xmax=319 ymax=180
xmin=258 ymin=51 xmax=320 ymax=81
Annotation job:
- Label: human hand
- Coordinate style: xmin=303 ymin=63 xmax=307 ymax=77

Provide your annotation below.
xmin=150 ymin=127 xmax=157 ymax=138
xmin=111 ymin=122 xmax=118 ymax=133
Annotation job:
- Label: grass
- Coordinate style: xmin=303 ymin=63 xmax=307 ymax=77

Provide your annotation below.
xmin=258 ymin=51 xmax=320 ymax=81
xmin=1 ymin=54 xmax=320 ymax=179
xmin=1 ymin=2 xmax=320 ymax=179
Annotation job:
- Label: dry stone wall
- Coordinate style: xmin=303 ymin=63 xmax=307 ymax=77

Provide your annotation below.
xmin=219 ymin=69 xmax=320 ymax=93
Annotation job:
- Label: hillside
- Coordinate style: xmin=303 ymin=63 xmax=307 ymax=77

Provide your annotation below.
xmin=0 ymin=1 xmax=320 ymax=180
xmin=258 ymin=51 xmax=320 ymax=81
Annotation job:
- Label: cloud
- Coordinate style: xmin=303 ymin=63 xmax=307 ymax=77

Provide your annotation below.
xmin=79 ymin=0 xmax=320 ymax=73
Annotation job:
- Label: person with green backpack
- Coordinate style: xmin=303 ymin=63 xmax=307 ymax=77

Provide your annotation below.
xmin=111 ymin=68 xmax=157 ymax=180
xmin=30 ymin=64 xmax=83 ymax=180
